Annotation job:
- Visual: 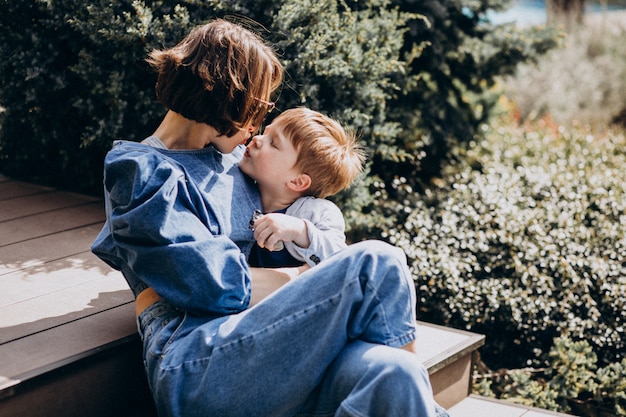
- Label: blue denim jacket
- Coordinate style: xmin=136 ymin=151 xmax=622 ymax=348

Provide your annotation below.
xmin=91 ymin=140 xmax=262 ymax=316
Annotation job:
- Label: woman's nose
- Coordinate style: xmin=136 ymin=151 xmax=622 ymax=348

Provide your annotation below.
xmin=241 ymin=129 xmax=254 ymax=145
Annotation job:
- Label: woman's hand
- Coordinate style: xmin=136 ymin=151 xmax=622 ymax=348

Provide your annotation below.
xmin=248 ymin=263 xmax=311 ymax=307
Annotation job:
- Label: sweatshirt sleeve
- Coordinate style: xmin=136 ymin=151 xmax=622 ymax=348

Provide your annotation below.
xmin=284 ymin=197 xmax=347 ymax=266
xmin=91 ymin=145 xmax=251 ymax=316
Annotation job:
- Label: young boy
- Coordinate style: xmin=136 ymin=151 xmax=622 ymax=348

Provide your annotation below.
xmin=239 ymin=107 xmax=365 ymax=268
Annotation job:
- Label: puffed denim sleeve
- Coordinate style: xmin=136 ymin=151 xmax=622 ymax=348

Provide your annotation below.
xmin=284 ymin=196 xmax=347 ymax=266
xmin=91 ymin=141 xmax=253 ymax=316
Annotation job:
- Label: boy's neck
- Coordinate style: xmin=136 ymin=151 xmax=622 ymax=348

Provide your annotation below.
xmin=259 ymin=185 xmax=302 ymax=213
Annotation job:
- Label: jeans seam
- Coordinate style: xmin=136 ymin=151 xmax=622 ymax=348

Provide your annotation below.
xmin=337 ymin=401 xmax=366 ymax=417
xmin=215 ymin=292 xmax=343 ymax=355
xmin=363 ymin=274 xmax=416 ymax=348
xmin=363 ymin=278 xmax=393 ymax=343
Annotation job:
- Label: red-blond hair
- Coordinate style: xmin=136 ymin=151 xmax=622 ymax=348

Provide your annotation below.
xmin=276 ymin=108 xmax=365 ymax=198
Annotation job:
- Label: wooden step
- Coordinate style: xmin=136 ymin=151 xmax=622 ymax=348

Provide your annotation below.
xmin=0 ymin=177 xmax=156 ymax=417
xmin=449 ymin=395 xmax=578 ymax=417
xmin=0 ymin=176 xmax=485 ymax=417
xmin=415 ymin=322 xmax=485 ymax=409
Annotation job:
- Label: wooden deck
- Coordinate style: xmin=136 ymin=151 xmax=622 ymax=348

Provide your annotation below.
xmin=0 ymin=175 xmax=155 ymax=417
xmin=0 ymin=175 xmax=132 ymax=378
xmin=449 ymin=395 xmax=577 ymax=417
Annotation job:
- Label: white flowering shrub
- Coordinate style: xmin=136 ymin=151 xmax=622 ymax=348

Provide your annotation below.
xmin=388 ymin=109 xmax=625 ymax=372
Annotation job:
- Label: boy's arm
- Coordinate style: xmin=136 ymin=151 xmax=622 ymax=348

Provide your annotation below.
xmin=284 ymin=197 xmax=347 ymax=266
xmin=249 ymin=197 xmax=347 ymax=265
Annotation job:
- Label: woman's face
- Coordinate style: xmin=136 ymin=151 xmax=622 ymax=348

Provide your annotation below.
xmin=211 ymin=97 xmax=275 ymax=154
xmin=212 ymin=124 xmax=255 ymax=154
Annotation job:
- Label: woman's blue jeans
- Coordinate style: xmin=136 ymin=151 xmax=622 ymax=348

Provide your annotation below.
xmin=137 ymin=241 xmax=448 ymax=417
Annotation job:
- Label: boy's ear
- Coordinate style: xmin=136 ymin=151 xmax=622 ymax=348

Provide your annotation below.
xmin=287 ymin=173 xmax=312 ymax=193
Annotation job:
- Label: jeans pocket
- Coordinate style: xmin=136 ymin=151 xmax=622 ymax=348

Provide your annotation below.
xmin=160 ymin=311 xmax=189 ymax=355
xmin=144 ymin=304 xmax=186 ymax=360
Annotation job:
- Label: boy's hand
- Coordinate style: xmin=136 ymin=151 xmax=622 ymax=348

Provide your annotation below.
xmin=252 ymin=213 xmax=310 ymax=251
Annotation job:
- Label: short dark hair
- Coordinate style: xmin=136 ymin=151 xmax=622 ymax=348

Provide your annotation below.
xmin=147 ymin=19 xmax=283 ymax=137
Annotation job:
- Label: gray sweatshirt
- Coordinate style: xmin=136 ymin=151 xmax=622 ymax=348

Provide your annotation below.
xmin=284 ymin=196 xmax=347 ymax=266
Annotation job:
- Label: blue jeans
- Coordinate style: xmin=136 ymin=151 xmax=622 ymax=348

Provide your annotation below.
xmin=137 ymin=241 xmax=448 ymax=417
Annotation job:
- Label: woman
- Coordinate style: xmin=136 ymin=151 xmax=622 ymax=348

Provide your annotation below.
xmin=92 ymin=18 xmax=446 ymax=417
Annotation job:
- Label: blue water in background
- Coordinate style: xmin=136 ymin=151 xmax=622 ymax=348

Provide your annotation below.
xmin=488 ymin=0 xmax=626 ymax=25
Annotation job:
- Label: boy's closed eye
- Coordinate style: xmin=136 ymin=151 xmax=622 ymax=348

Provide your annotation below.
xmin=265 ymin=133 xmax=279 ymax=149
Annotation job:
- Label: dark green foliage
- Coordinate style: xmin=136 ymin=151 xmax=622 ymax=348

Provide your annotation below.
xmin=339 ymin=0 xmax=563 ymax=240
xmin=398 ymin=0 xmax=558 ymax=157
xmin=474 ymin=336 xmax=626 ymax=415
xmin=0 ymin=0 xmax=163 ymax=193
xmin=0 ymin=1 xmax=91 ymax=190
xmin=0 ymin=0 xmax=559 ymax=204
xmin=0 ymin=1 xmax=211 ymax=192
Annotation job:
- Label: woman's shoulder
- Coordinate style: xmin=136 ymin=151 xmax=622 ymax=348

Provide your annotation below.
xmin=106 ymin=139 xmax=162 ymax=159
xmin=103 ymin=140 xmax=186 ymax=202
xmin=104 ymin=140 xmax=179 ymax=176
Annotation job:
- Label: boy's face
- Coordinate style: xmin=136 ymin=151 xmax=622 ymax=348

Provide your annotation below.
xmin=239 ymin=118 xmax=300 ymax=191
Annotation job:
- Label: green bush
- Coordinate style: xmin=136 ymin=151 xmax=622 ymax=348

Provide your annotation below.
xmin=0 ymin=0 xmax=166 ymax=192
xmin=474 ymin=336 xmax=626 ymax=415
xmin=389 ymin=0 xmax=561 ymax=174
xmin=0 ymin=0 xmax=559 ymax=205
xmin=337 ymin=0 xmax=562 ymax=240
xmin=388 ymin=108 xmax=626 ymax=374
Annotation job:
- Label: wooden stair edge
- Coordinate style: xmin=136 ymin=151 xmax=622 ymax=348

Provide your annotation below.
xmin=0 ymin=318 xmax=484 ymax=417
xmin=416 ymin=321 xmax=486 ymax=374
xmin=1 ymin=279 xmax=485 ymax=414
xmin=0 ymin=301 xmax=138 ymax=400
xmin=0 ymin=333 xmax=139 ymax=400
xmin=0 ymin=336 xmax=156 ymax=417
xmin=1 ymin=319 xmax=485 ymax=397
xmin=449 ymin=394 xmax=579 ymax=417
xmin=413 ymin=321 xmax=485 ymax=409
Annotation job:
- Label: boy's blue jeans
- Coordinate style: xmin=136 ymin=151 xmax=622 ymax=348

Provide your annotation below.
xmin=137 ymin=241 xmax=448 ymax=417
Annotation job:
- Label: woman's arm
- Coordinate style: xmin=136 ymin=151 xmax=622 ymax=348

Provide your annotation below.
xmin=92 ymin=143 xmax=252 ymax=315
